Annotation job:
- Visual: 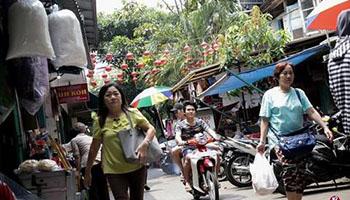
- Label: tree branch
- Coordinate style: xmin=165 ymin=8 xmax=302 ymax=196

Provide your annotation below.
xmin=174 ymin=0 xmax=181 ymax=15
xmin=161 ymin=0 xmax=176 ymax=14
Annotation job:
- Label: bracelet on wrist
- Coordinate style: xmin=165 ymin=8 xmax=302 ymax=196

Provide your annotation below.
xmin=259 ymin=140 xmax=266 ymax=144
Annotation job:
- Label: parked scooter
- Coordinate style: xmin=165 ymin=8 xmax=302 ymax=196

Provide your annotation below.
xmin=272 ymin=111 xmax=350 ymax=194
xmin=182 ymin=133 xmax=220 ymax=200
xmin=223 ymin=136 xmax=259 ymax=187
xmin=159 ymin=139 xmax=181 ymax=175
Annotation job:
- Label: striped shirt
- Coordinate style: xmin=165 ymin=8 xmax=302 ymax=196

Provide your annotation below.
xmin=328 ymin=36 xmax=350 ymax=135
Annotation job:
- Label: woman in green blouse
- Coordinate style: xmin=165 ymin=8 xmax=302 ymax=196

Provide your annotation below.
xmin=85 ymin=83 xmax=156 ymax=200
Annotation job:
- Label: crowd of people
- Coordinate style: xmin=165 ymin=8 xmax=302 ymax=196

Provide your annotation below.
xmin=64 ymin=62 xmax=340 ymax=200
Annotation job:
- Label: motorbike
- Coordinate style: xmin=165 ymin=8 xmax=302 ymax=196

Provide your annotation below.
xmin=159 ymin=138 xmax=181 ymax=175
xmin=272 ymin=111 xmax=350 ymax=194
xmin=223 ymin=135 xmax=260 ymax=187
xmin=182 ymin=133 xmax=220 ymax=200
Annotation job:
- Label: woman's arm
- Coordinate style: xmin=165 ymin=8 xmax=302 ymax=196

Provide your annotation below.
xmin=256 ymin=117 xmax=269 ymax=153
xmin=137 ymin=122 xmax=156 ymax=163
xmin=306 ymin=107 xmax=333 ymax=141
xmin=84 ymin=138 xmax=101 ymax=187
xmin=138 ymin=122 xmax=156 ymax=144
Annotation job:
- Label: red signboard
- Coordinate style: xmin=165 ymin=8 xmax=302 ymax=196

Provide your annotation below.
xmin=53 ymin=83 xmax=89 ymax=104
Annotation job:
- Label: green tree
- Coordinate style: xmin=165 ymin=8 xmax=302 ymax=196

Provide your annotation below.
xmin=96 ymin=1 xmax=290 ymax=89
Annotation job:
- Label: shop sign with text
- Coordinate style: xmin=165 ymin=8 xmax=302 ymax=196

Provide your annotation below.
xmin=53 ymin=84 xmax=89 ymax=104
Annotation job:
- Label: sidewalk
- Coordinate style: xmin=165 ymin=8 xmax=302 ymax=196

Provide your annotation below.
xmin=108 ymin=168 xmax=168 ymax=200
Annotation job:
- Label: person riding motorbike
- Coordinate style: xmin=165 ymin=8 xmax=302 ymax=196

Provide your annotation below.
xmin=170 ymin=102 xmax=186 ymax=179
xmin=174 ymin=101 xmax=221 ymax=192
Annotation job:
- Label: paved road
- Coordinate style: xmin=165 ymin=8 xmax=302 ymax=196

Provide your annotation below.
xmin=140 ymin=168 xmax=350 ymax=200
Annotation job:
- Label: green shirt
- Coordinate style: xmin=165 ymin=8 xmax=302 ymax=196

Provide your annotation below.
xmin=92 ymin=108 xmax=150 ymax=174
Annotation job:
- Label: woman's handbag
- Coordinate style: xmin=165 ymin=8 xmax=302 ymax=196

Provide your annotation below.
xmin=270 ymin=126 xmax=316 ymax=159
xmin=117 ymin=111 xmax=162 ymax=164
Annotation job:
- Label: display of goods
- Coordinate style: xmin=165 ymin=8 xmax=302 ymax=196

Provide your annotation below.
xmin=18 ymin=160 xmax=39 ymax=173
xmin=37 ymin=159 xmax=59 ymax=172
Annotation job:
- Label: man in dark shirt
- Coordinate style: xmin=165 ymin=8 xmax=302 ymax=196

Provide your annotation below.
xmin=174 ymin=101 xmax=220 ymax=191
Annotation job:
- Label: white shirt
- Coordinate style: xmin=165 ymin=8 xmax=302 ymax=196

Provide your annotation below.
xmin=71 ymin=133 xmax=101 ymax=168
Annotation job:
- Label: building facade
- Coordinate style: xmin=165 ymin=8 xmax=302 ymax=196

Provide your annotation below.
xmin=261 ymin=0 xmax=325 ymax=40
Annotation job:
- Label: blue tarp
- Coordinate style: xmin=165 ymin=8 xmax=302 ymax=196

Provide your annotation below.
xmin=199 ymin=44 xmax=329 ymax=97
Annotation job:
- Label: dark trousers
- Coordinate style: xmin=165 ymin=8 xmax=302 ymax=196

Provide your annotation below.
xmin=106 ymin=166 xmax=146 ymax=200
xmin=81 ymin=163 xmax=110 ymax=200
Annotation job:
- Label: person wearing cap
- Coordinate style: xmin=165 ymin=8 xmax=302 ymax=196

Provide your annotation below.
xmin=170 ymin=102 xmax=186 ymax=178
xmin=174 ymin=101 xmax=221 ymax=191
xmin=70 ymin=122 xmax=109 ymax=200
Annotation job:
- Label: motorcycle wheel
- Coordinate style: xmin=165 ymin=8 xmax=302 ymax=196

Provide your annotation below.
xmin=218 ymin=163 xmax=227 ymax=182
xmin=206 ymin=171 xmax=219 ymax=200
xmin=226 ymin=154 xmax=253 ymax=187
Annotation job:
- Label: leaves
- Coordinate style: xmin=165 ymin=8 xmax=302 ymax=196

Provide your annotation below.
xmin=96 ymin=1 xmax=290 ymax=89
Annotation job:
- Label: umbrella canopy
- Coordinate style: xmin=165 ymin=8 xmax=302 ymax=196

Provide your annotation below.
xmin=306 ymin=0 xmax=350 ymax=30
xmin=130 ymin=86 xmax=173 ymax=108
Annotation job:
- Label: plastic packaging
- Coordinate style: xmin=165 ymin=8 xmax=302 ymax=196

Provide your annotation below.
xmin=37 ymin=159 xmax=59 ymax=171
xmin=6 ymin=0 xmax=55 ymax=60
xmin=18 ymin=160 xmax=39 ymax=173
xmin=249 ymin=153 xmax=278 ymax=195
xmin=11 ymin=57 xmax=49 ymax=115
xmin=48 ymin=9 xmax=87 ymax=68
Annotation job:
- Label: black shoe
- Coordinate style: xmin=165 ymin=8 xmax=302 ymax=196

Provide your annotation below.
xmin=144 ymin=185 xmax=151 ymax=191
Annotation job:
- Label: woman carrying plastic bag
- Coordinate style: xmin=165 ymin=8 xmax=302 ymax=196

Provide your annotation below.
xmin=250 ymin=153 xmax=278 ymax=195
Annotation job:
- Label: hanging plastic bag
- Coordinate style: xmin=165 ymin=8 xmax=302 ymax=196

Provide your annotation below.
xmin=48 ymin=8 xmax=87 ymax=68
xmin=6 ymin=0 xmax=55 ymax=60
xmin=250 ymin=153 xmax=278 ymax=195
xmin=10 ymin=57 xmax=49 ymax=115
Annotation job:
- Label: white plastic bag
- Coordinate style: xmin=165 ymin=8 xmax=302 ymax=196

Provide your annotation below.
xmin=48 ymin=9 xmax=87 ymax=68
xmin=250 ymin=153 xmax=278 ymax=195
xmin=6 ymin=0 xmax=55 ymax=60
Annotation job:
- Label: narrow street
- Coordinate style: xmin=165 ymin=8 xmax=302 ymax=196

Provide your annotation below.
xmin=137 ymin=168 xmax=350 ymax=200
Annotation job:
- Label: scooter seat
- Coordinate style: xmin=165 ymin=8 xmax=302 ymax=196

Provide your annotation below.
xmin=315 ymin=134 xmax=332 ymax=147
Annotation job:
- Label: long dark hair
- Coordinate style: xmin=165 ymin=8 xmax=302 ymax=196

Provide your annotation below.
xmin=97 ymin=83 xmax=129 ymax=128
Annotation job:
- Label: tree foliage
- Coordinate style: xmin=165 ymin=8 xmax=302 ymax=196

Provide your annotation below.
xmin=95 ymin=1 xmax=290 ymax=89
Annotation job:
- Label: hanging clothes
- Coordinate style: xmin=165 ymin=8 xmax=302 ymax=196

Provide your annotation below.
xmin=327 ymin=9 xmax=350 ymax=135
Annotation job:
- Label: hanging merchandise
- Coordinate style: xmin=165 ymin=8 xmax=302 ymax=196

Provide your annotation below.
xmin=11 ymin=57 xmax=49 ymax=115
xmin=6 ymin=0 xmax=55 ymax=60
xmin=48 ymin=8 xmax=87 ymax=68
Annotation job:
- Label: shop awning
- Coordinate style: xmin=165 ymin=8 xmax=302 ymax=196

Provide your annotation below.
xmin=172 ymin=62 xmax=223 ymax=92
xmin=198 ymin=44 xmax=329 ymax=97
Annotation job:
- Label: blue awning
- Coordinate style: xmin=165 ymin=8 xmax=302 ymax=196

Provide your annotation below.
xmin=198 ymin=44 xmax=329 ymax=97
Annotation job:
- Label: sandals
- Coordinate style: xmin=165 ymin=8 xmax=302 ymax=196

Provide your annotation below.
xmin=184 ymin=182 xmax=192 ymax=192
xmin=180 ymin=174 xmax=185 ymax=183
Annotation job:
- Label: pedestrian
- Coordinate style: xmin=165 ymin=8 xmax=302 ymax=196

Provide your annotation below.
xmin=70 ymin=122 xmax=109 ymax=200
xmin=84 ymin=83 xmax=156 ymax=200
xmin=328 ymin=9 xmax=350 ymax=135
xmin=256 ymin=62 xmax=333 ymax=200
xmin=174 ymin=101 xmax=221 ymax=192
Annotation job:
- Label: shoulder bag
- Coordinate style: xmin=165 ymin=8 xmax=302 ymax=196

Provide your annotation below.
xmin=269 ymin=89 xmax=316 ymax=159
xmin=117 ymin=111 xmax=162 ymax=164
